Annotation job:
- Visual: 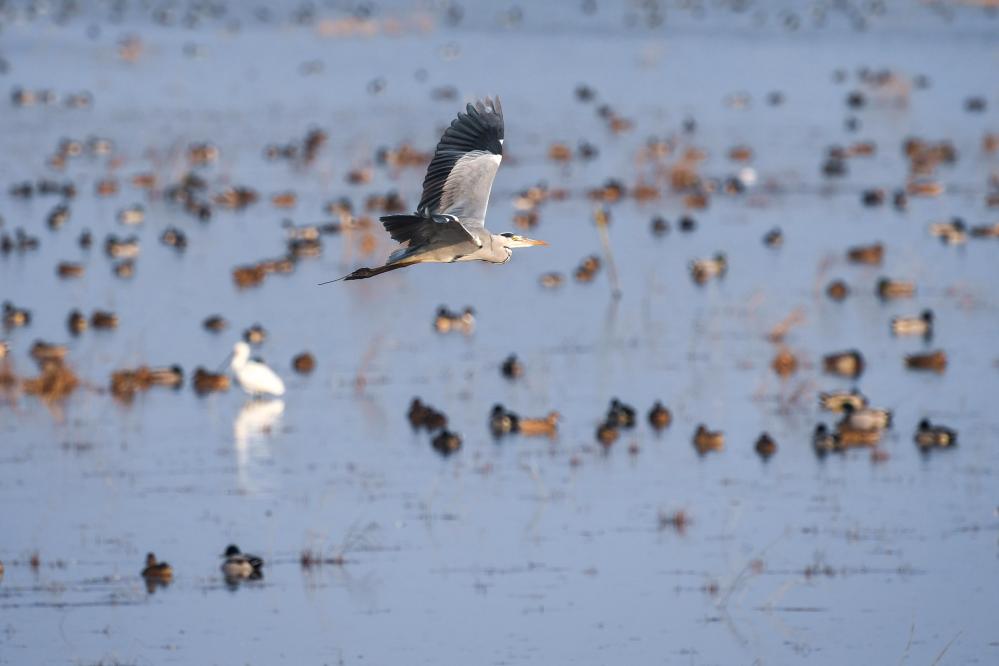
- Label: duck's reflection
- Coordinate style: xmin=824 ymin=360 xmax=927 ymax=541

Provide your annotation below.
xmin=233 ymin=398 xmax=284 ymax=493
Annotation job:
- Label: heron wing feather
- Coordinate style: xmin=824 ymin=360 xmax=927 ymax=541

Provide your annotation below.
xmin=437 ymin=151 xmax=501 ymax=226
xmin=380 ymin=214 xmax=477 ymax=250
xmin=417 ymin=97 xmax=503 ymax=221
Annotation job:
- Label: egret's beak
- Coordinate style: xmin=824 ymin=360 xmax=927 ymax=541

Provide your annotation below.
xmin=513 ymin=237 xmax=548 ymax=247
xmin=525 ymin=238 xmax=548 ymax=247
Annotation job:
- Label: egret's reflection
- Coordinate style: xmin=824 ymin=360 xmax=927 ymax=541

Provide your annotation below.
xmin=233 ymin=398 xmax=284 ymax=493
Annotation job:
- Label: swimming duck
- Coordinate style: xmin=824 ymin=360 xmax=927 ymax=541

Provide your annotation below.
xmin=823 ymin=349 xmax=864 ymax=378
xmin=574 ymin=255 xmax=602 ymax=283
xmin=678 ymin=216 xmax=697 ymax=232
xmin=422 ymin=407 xmax=448 ymax=431
xmin=538 ymin=272 xmax=565 ymax=289
xmin=408 ymin=398 xmax=447 ymax=431
xmin=292 ymin=352 xmax=316 ymax=374
xmin=500 ymin=354 xmax=523 ymax=380
xmin=969 ymin=223 xmax=999 ymax=238
xmin=433 ymin=307 xmax=475 ymax=335
xmin=812 ymin=423 xmax=841 ymax=457
xmin=771 ymin=348 xmax=798 ymax=377
xmin=513 ymin=210 xmax=540 ymax=229
xmin=113 ymin=259 xmax=135 ymax=279
xmin=693 ymin=424 xmax=724 ymax=454
xmin=104 ymin=234 xmax=140 ymax=259
xmin=258 ymin=257 xmax=295 ymax=275
xmin=823 ymin=155 xmax=847 ymax=177
xmin=408 ymin=398 xmax=429 ymax=428
xmin=846 ymin=140 xmax=876 ymax=157
xmin=905 ymin=349 xmax=947 ymax=372
xmin=141 ymin=552 xmax=173 ymax=582
xmin=818 ymin=389 xmax=868 ymax=413
xmin=117 ymin=205 xmax=145 ymax=226
xmin=243 ymin=324 xmax=267 ymax=345
xmin=846 ymin=242 xmax=883 ymax=265
xmin=929 ymin=218 xmax=966 ymax=245
xmin=91 ymin=310 xmax=119 ymax=330
xmin=877 ymin=277 xmax=915 ymax=300
xmin=287 ymin=236 xmax=321 ymax=259
xmin=906 ymin=179 xmax=943 ymax=197
xmin=606 ymin=399 xmax=637 ymax=429
xmin=647 ymin=401 xmax=672 ymax=431
xmin=233 ymin=265 xmax=267 ymax=289
xmin=836 ymin=424 xmax=882 ymax=447
xmin=271 ymin=191 xmax=298 ymax=208
xmin=57 ymin=261 xmax=84 ymax=279
xmin=67 ymin=310 xmax=87 ymax=335
xmin=839 ymin=403 xmax=892 ymax=431
xmin=47 ymin=204 xmax=70 ymax=230
xmin=914 ymin=418 xmax=957 ymax=450
xmin=762 ymin=227 xmax=783 ymax=248
xmin=458 ymin=307 xmax=475 ymax=332
xmin=283 ymin=222 xmax=321 ymax=242
xmin=755 ymin=432 xmax=777 ymax=460
xmin=891 ymin=310 xmax=933 ymax=337
xmin=111 ymin=365 xmax=185 ymax=400
xmin=489 ymin=404 xmax=519 ymax=437
xmin=192 ymin=367 xmax=230 ymax=394
xmin=690 ymin=253 xmax=727 ymax=284
xmin=596 ymin=421 xmax=619 ymax=448
xmin=221 ymin=545 xmax=264 ymax=581
xmin=161 ymin=227 xmax=187 ymax=250
xmin=203 ymin=315 xmax=228 ymax=332
xmin=214 ymin=186 xmax=258 ymax=210
xmin=30 ymin=340 xmax=68 ymax=364
xmin=518 ymin=411 xmax=559 ymax=438
xmin=3 ymin=302 xmax=31 ymax=328
xmin=148 ymin=366 xmax=184 ymax=388
xmin=431 ymin=429 xmax=462 ymax=456
xmin=650 ymin=216 xmax=670 ymax=236
xmin=188 ymin=142 xmax=219 ymax=166
xmin=861 ymin=188 xmax=885 ymax=207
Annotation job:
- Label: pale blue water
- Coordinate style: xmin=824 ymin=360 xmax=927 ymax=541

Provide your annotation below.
xmin=1 ymin=1 xmax=998 ymax=664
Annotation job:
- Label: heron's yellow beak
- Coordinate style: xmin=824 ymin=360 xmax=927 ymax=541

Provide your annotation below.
xmin=503 ymin=234 xmax=549 ymax=249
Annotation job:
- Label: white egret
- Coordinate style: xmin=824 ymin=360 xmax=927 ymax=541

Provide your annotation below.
xmin=229 ymin=342 xmax=285 ymax=397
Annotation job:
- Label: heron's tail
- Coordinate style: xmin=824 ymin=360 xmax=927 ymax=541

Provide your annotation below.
xmin=318 ymin=261 xmax=417 ymax=284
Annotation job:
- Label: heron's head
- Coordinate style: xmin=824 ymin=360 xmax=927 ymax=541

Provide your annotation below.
xmin=498 ymin=232 xmax=548 ymax=249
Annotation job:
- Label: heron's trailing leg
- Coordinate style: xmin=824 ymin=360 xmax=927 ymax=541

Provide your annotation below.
xmin=320 ymin=261 xmax=418 ymax=284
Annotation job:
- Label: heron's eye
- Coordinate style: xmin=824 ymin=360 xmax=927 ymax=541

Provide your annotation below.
xmin=501 ymin=232 xmax=513 ymax=238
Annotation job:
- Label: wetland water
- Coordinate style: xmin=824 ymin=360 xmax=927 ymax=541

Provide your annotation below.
xmin=1 ymin=1 xmax=998 ymax=663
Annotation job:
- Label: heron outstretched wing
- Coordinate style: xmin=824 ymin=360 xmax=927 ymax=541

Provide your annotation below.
xmin=380 ymin=213 xmax=479 ymax=247
xmin=417 ymin=97 xmax=504 ymax=228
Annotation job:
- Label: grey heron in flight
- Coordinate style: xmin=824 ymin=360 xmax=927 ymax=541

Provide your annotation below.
xmin=326 ymin=97 xmax=547 ymax=282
